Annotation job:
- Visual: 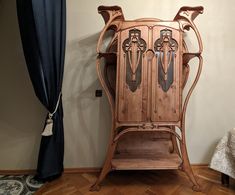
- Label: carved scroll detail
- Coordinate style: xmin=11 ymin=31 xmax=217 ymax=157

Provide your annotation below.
xmin=154 ymin=29 xmax=178 ymax=92
xmin=122 ymin=29 xmax=146 ymax=92
xmin=174 ymin=6 xmax=203 ymax=53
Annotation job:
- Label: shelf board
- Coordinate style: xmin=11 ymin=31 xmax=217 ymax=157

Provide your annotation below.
xmin=112 ymin=152 xmax=182 ymax=170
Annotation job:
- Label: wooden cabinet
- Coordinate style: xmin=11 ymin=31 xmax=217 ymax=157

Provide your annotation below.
xmin=116 ymin=25 xmax=182 ymax=123
xmin=91 ymin=6 xmax=204 ymax=192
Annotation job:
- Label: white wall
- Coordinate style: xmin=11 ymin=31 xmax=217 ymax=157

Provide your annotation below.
xmin=0 ymin=0 xmax=235 ymax=170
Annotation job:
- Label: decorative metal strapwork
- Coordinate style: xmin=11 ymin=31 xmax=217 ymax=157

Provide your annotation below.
xmin=154 ymin=29 xmax=178 ymax=92
xmin=122 ymin=29 xmax=147 ymax=92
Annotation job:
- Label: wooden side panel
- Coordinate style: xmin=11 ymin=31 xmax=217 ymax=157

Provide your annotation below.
xmin=151 ymin=26 xmax=182 ymax=122
xmin=117 ymin=26 xmax=148 ymax=122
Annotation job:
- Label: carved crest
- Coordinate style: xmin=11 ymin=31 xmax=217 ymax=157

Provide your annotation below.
xmin=154 ymin=29 xmax=178 ymax=92
xmin=123 ymin=29 xmax=146 ymax=92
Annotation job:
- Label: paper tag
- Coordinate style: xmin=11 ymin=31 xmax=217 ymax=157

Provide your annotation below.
xmin=42 ymin=119 xmax=53 ymax=136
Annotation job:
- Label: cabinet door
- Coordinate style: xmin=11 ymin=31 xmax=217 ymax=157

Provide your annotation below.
xmin=151 ymin=27 xmax=182 ymax=122
xmin=117 ymin=27 xmax=148 ymax=123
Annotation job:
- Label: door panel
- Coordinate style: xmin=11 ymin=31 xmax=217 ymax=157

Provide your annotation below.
xmin=117 ymin=27 xmax=148 ymax=122
xmin=151 ymin=26 xmax=182 ymax=122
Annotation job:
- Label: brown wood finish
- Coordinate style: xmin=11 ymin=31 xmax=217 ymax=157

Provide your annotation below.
xmin=35 ymin=167 xmax=235 ymax=195
xmin=0 ymin=168 xmax=101 ymax=175
xmin=0 ymin=165 xmax=207 ymax=175
xmin=92 ymin=5 xmax=204 ymax=192
xmin=151 ymin=26 xmax=182 ymax=122
xmin=0 ymin=169 xmax=36 ymax=175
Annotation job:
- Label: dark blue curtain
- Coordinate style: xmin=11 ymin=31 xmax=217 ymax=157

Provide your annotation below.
xmin=16 ymin=0 xmax=66 ymax=181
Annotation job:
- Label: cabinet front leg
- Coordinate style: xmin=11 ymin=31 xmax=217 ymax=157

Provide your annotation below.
xmin=90 ymin=141 xmax=117 ymax=191
xmin=180 ymin=126 xmax=200 ymax=191
xmin=170 ymin=126 xmax=181 ymax=155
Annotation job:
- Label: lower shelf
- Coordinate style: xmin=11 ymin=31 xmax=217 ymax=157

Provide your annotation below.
xmin=112 ymin=152 xmax=182 ymax=170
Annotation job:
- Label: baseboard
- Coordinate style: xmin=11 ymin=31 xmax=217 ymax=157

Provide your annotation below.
xmin=64 ymin=167 xmax=101 ymax=174
xmin=0 ymin=164 xmax=209 ymax=175
xmin=0 ymin=169 xmax=36 ymax=175
xmin=191 ymin=164 xmax=209 ymax=168
xmin=0 ymin=167 xmax=101 ymax=175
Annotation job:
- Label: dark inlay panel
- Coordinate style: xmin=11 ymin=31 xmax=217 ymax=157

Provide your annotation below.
xmin=122 ymin=29 xmax=147 ymax=92
xmin=154 ymin=29 xmax=178 ymax=92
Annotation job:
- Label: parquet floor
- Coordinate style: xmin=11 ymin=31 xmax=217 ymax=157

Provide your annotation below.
xmin=36 ymin=167 xmax=235 ymax=195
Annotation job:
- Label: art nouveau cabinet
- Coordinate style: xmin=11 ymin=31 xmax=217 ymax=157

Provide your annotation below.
xmin=91 ymin=6 xmax=203 ymax=191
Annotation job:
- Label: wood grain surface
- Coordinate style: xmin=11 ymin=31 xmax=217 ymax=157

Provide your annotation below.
xmin=36 ymin=167 xmax=235 ymax=195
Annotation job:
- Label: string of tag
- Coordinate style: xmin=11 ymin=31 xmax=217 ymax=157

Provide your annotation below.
xmin=42 ymin=92 xmax=62 ymax=136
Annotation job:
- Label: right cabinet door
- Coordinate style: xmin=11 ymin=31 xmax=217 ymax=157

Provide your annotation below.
xmin=151 ymin=26 xmax=182 ymax=122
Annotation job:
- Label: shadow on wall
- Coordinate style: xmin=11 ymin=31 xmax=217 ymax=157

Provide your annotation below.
xmin=0 ymin=0 xmax=46 ymax=169
xmin=63 ymin=33 xmax=111 ymax=167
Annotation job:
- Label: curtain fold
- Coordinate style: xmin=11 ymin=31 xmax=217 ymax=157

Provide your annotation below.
xmin=16 ymin=0 xmax=66 ymax=180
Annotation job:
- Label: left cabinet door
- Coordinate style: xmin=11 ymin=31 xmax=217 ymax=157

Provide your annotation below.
xmin=116 ymin=27 xmax=148 ymax=123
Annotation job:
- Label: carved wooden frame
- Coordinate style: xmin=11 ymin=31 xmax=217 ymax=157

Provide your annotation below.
xmin=91 ymin=5 xmax=204 ymax=192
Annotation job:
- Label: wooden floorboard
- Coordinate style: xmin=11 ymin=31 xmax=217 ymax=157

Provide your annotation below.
xmin=35 ymin=167 xmax=235 ymax=195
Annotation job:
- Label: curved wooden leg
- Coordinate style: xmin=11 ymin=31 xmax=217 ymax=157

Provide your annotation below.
xmin=90 ymin=140 xmax=117 ymax=191
xmin=180 ymin=137 xmax=200 ymax=191
xmin=171 ymin=135 xmax=181 ymax=155
xmin=170 ymin=127 xmax=181 ymax=155
xmin=93 ymin=54 xmax=118 ymax=191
